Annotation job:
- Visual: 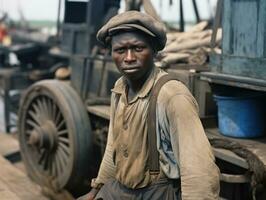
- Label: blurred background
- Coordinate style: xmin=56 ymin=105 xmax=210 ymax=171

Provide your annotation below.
xmin=1 ymin=0 xmax=218 ymax=34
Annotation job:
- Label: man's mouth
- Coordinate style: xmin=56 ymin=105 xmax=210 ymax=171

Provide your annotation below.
xmin=121 ymin=66 xmax=140 ymax=72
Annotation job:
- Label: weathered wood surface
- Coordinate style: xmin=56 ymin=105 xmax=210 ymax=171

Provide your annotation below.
xmin=206 ymin=128 xmax=266 ymax=168
xmin=0 ymin=155 xmax=49 ymax=200
xmin=200 ymin=71 xmax=266 ymax=92
xmin=212 ymin=148 xmax=249 ymax=169
xmin=87 ymin=105 xmax=110 ymax=120
xmin=213 ymin=0 xmax=266 ymax=80
xmin=222 ymin=0 xmax=266 ymax=57
xmin=214 ymin=54 xmax=266 ymax=80
xmin=0 ymin=133 xmax=19 ymax=158
xmin=0 ymin=179 xmax=20 ymax=200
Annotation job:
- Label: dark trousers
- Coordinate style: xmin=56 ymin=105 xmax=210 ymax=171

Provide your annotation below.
xmin=78 ymin=178 xmax=181 ymax=200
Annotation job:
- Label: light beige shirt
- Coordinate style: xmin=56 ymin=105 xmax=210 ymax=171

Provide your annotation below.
xmin=93 ymin=68 xmax=220 ymax=199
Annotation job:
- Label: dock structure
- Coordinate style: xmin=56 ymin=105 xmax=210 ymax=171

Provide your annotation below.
xmin=0 ymin=151 xmax=49 ymax=200
xmin=0 ymin=133 xmax=49 ymax=200
xmin=0 ymin=132 xmax=75 ymax=200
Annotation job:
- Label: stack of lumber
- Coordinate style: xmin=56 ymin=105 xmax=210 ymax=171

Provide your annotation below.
xmin=157 ymin=21 xmax=222 ymax=68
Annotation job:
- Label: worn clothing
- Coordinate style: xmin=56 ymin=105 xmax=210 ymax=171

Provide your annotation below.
xmin=79 ymin=178 xmax=180 ymax=200
xmin=112 ymin=67 xmax=166 ymax=188
xmin=92 ymin=68 xmax=220 ymax=199
xmin=95 ymin=178 xmax=181 ymax=200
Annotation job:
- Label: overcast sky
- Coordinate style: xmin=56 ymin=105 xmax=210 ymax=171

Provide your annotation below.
xmin=1 ymin=0 xmax=217 ymax=22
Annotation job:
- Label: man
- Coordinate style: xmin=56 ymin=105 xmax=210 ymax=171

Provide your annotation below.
xmin=79 ymin=11 xmax=220 ymax=200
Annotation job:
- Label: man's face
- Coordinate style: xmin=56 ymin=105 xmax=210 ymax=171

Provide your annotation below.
xmin=111 ymin=32 xmax=155 ymax=81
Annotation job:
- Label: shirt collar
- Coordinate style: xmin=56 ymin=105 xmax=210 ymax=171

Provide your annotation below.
xmin=111 ymin=67 xmax=159 ymax=102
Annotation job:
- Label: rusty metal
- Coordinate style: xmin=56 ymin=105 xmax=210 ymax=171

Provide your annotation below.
xmin=18 ymin=80 xmax=92 ymax=192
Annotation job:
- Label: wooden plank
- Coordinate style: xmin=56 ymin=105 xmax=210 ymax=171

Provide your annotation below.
xmin=206 ymin=128 xmax=266 ymax=168
xmin=0 ymin=155 xmax=49 ymax=200
xmin=222 ymin=55 xmax=266 ymax=80
xmin=222 ymin=0 xmax=232 ymax=55
xmin=231 ymin=1 xmax=258 ymax=57
xmin=0 ymin=179 xmax=20 ymax=200
xmin=200 ymin=72 xmax=266 ymax=92
xmin=0 ymin=133 xmax=20 ymax=159
xmin=87 ymin=105 xmax=110 ymax=120
xmin=212 ymin=148 xmax=248 ymax=169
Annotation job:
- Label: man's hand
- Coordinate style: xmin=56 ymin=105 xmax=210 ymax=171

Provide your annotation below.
xmin=86 ymin=188 xmax=99 ymax=200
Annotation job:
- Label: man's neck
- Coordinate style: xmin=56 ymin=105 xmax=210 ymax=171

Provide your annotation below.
xmin=126 ymin=67 xmax=154 ymax=102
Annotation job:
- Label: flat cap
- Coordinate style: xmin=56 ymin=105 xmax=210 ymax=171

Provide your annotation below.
xmin=97 ymin=11 xmax=167 ymax=51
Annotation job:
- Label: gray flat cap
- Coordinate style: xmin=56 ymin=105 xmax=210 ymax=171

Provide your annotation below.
xmin=97 ymin=11 xmax=167 ymax=51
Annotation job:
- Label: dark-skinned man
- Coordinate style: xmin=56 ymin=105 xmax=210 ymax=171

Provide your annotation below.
xmin=78 ymin=11 xmax=220 ymax=200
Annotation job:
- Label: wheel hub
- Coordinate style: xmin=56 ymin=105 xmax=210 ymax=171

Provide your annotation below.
xmin=28 ymin=120 xmax=58 ymax=151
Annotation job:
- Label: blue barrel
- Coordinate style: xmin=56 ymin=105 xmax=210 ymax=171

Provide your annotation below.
xmin=214 ymin=95 xmax=266 ymax=138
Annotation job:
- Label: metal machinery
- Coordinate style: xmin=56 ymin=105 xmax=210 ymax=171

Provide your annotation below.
xmin=16 ymin=0 xmax=266 ymax=199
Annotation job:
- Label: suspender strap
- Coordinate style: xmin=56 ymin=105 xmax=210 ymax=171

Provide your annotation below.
xmin=147 ymin=74 xmax=180 ymax=173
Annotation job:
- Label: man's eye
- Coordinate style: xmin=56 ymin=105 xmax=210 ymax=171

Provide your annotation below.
xmin=135 ymin=46 xmax=144 ymax=52
xmin=114 ymin=48 xmax=125 ymax=53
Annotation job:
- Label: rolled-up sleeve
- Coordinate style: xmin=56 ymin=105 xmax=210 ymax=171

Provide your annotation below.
xmin=166 ymin=94 xmax=220 ymax=200
xmin=91 ymin=94 xmax=116 ymax=188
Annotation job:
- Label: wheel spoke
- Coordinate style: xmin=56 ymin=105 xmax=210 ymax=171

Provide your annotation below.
xmin=51 ymin=154 xmax=57 ymax=177
xmin=36 ymin=99 xmax=48 ymax=122
xmin=57 ymin=147 xmax=68 ymax=166
xmin=52 ymin=102 xmax=57 ymax=122
xmin=28 ymin=110 xmax=41 ymax=125
xmin=55 ymin=151 xmax=64 ymax=174
xmin=47 ymin=98 xmax=53 ymax=120
xmin=58 ymin=129 xmax=68 ymax=136
xmin=59 ymin=137 xmax=69 ymax=145
xmin=26 ymin=119 xmax=39 ymax=129
xmin=32 ymin=103 xmax=45 ymax=123
xmin=48 ymin=153 xmax=54 ymax=176
xmin=38 ymin=149 xmax=46 ymax=165
xmin=41 ymin=97 xmax=50 ymax=120
xmin=54 ymin=153 xmax=62 ymax=176
xmin=59 ymin=142 xmax=70 ymax=156
xmin=37 ymin=98 xmax=49 ymax=120
xmin=55 ymin=111 xmax=61 ymax=126
xmin=36 ymin=99 xmax=45 ymax=113
xmin=57 ymin=119 xmax=65 ymax=130
xmin=43 ymin=151 xmax=50 ymax=170
xmin=32 ymin=103 xmax=41 ymax=115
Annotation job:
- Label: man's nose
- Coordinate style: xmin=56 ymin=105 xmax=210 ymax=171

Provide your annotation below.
xmin=124 ymin=49 xmax=136 ymax=63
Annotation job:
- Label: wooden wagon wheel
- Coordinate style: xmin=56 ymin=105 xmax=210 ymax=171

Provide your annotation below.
xmin=18 ymin=80 xmax=92 ymax=194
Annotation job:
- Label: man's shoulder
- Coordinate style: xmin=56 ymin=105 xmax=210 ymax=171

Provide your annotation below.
xmin=155 ymin=69 xmax=190 ymax=95
xmin=158 ymin=77 xmax=192 ymax=100
xmin=156 ymin=77 xmax=199 ymax=112
xmin=157 ymin=80 xmax=198 ymax=113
